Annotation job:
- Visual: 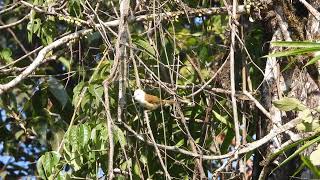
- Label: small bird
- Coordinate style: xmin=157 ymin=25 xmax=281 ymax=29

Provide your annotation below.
xmin=134 ymin=89 xmax=176 ymax=110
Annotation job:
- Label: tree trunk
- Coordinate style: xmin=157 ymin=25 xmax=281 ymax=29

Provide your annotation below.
xmin=252 ymin=0 xmax=320 ymax=179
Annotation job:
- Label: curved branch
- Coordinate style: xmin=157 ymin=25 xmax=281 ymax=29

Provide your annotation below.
xmin=0 ymin=29 xmax=92 ymax=94
xmin=0 ymin=15 xmax=29 ymax=30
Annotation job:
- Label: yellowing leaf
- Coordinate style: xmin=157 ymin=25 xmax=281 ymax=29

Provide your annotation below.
xmin=298 ymin=109 xmax=313 ymax=123
xmin=310 ymin=147 xmax=320 ymax=166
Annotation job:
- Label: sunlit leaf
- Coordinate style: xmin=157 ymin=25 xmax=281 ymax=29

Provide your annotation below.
xmin=113 ymin=125 xmax=127 ymax=148
xmin=37 ymin=151 xmax=61 ymax=179
xmin=305 ymin=55 xmax=320 ymax=67
xmin=272 ymin=135 xmax=320 ymax=173
xmin=0 ymin=48 xmax=13 ymax=63
xmin=310 ymin=144 xmax=320 ymax=166
xmin=72 ymin=82 xmax=85 ymax=106
xmin=263 ymin=47 xmax=320 ymax=58
xmin=78 ymin=124 xmax=91 ymax=148
xmin=271 ymin=41 xmax=320 ymax=48
xmin=273 ymin=97 xmax=306 ymax=111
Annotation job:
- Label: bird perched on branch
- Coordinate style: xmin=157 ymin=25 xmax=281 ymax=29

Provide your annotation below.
xmin=134 ymin=89 xmax=190 ymax=110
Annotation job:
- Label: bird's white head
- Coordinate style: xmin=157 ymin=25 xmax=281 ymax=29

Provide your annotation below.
xmin=134 ymin=89 xmax=145 ymax=103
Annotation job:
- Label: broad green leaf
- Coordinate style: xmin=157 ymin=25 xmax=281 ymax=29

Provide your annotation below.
xmin=298 ymin=109 xmax=313 ymax=123
xmin=15 ymin=130 xmax=24 ymax=140
xmin=273 ymin=97 xmax=306 ymax=111
xmin=91 ymin=127 xmax=97 ymax=143
xmin=78 ymin=124 xmax=90 ymax=148
xmin=133 ymin=162 xmax=142 ymax=177
xmin=72 ymin=81 xmax=85 ymax=106
xmin=70 ymin=151 xmax=82 ymax=171
xmin=133 ymin=37 xmax=156 ymax=58
xmin=37 ymin=151 xmax=61 ymax=179
xmin=0 ymin=48 xmax=13 ymax=63
xmin=48 ymin=77 xmax=70 ymax=109
xmin=140 ymin=154 xmax=148 ymax=165
xmin=199 ymin=46 xmax=208 ymax=61
xmin=113 ymin=125 xmax=127 ymax=148
xmin=175 ymin=139 xmax=185 ymax=147
xmin=213 ymin=110 xmax=233 ymax=128
xmin=37 ymin=155 xmax=47 ymax=180
xmin=69 ymin=127 xmax=79 ymax=151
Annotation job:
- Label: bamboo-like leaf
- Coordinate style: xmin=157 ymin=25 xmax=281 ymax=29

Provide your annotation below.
xmin=263 ymin=47 xmax=320 ymax=58
xmin=271 ymin=41 xmax=320 ymax=48
xmin=304 ymin=55 xmax=320 ymax=67
xmin=301 ymin=156 xmax=320 ymax=177
xmin=271 ymin=134 xmax=320 ymax=174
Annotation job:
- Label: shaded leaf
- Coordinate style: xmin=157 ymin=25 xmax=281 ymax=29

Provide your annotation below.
xmin=48 ymin=77 xmax=69 ymax=109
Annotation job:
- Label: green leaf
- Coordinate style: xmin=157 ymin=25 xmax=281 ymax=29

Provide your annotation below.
xmin=175 ymin=139 xmax=185 ymax=148
xmin=27 ymin=18 xmax=41 ymax=42
xmin=140 ymin=154 xmax=148 ymax=165
xmin=113 ymin=125 xmax=127 ymax=148
xmin=37 ymin=151 xmax=61 ymax=179
xmin=304 ymin=55 xmax=320 ymax=67
xmin=263 ymin=47 xmax=320 ymax=58
xmin=72 ymin=81 xmax=85 ymax=106
xmin=41 ymin=20 xmax=56 ymax=45
xmin=273 ymin=97 xmax=306 ymax=111
xmin=133 ymin=162 xmax=142 ymax=177
xmin=298 ymin=109 xmax=313 ymax=123
xmin=213 ymin=110 xmax=233 ymax=128
xmin=58 ymin=57 xmax=71 ymax=70
xmin=272 ymin=135 xmax=320 ymax=174
xmin=70 ymin=151 xmax=82 ymax=171
xmin=69 ymin=127 xmax=79 ymax=151
xmin=271 ymin=41 xmax=320 ymax=48
xmin=0 ymin=48 xmax=13 ymax=63
xmin=301 ymin=156 xmax=320 ymax=177
xmin=48 ymin=77 xmax=70 ymax=109
xmin=15 ymin=130 xmax=24 ymax=140
xmin=78 ymin=124 xmax=91 ymax=148
xmin=133 ymin=37 xmax=156 ymax=58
